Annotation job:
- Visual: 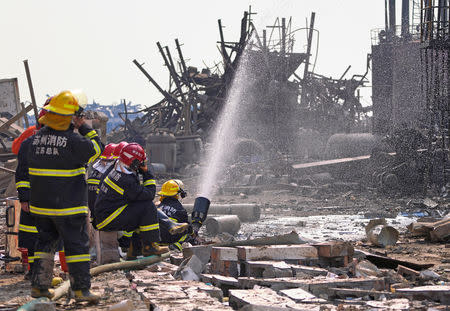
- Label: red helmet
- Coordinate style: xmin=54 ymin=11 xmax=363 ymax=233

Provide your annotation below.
xmin=113 ymin=141 xmax=128 ymax=159
xmin=99 ymin=143 xmax=117 ymax=160
xmin=119 ymin=143 xmax=146 ymax=169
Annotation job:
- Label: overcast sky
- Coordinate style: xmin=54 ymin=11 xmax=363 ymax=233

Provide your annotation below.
xmin=1 ymin=1 xmax=386 ymax=109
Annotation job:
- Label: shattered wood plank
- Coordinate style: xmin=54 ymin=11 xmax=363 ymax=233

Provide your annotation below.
xmin=396 ymin=285 xmax=450 ymax=304
xmin=397 ymin=265 xmax=420 ymax=281
xmin=237 ymin=245 xmax=318 ymax=261
xmin=0 ymin=105 xmax=32 ymax=134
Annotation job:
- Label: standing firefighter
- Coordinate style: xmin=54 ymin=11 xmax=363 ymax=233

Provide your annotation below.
xmin=94 ymin=143 xmax=170 ymax=256
xmin=15 ymin=105 xmax=50 ymax=279
xmin=28 ymin=90 xmax=102 ymax=302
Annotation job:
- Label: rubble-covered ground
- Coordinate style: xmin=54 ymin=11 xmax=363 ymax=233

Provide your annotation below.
xmin=0 ymin=179 xmax=448 ymax=310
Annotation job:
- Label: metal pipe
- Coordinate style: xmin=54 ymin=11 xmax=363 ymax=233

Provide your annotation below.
xmin=402 ymin=0 xmax=410 ymax=37
xmin=389 ymin=0 xmax=396 ymax=34
xmin=23 ymin=60 xmax=39 ymax=124
xmin=132 ymin=59 xmax=168 ymax=97
xmin=303 ymin=12 xmax=316 ymax=81
xmin=205 ymin=215 xmax=241 ymax=236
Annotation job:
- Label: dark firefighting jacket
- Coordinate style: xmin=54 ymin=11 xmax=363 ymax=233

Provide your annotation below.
xmin=159 ymin=197 xmax=190 ymax=249
xmin=87 ymin=161 xmax=114 ymax=214
xmin=93 ymin=166 xmax=156 ymax=230
xmin=15 ymin=138 xmax=33 ymax=202
xmin=27 ymin=124 xmax=102 ymax=217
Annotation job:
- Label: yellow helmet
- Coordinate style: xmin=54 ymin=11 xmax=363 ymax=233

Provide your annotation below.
xmin=158 ymin=180 xmax=181 ymax=197
xmin=45 ymin=90 xmax=80 ymax=116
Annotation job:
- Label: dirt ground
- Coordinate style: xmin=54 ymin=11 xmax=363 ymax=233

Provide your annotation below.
xmin=0 ymin=180 xmax=448 ymax=310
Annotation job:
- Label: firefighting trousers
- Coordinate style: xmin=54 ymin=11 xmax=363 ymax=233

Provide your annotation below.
xmin=32 ymin=216 xmax=90 ymax=290
xmin=117 ymin=209 xmax=176 ymax=249
xmin=95 ymin=201 xmax=160 ymax=246
xmin=18 ymin=211 xmax=38 ymax=269
xmin=118 ymin=209 xmax=190 ymax=250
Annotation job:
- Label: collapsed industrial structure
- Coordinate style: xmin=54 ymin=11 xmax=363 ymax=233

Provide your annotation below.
xmin=0 ymin=0 xmax=449 ymax=310
xmin=105 ymin=1 xmax=448 ymax=197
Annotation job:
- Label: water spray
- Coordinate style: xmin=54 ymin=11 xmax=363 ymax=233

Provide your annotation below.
xmin=192 ymin=34 xmax=256 ymax=232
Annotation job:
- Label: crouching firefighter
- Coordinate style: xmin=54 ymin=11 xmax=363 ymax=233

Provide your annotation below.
xmin=28 ymin=90 xmax=102 ymax=303
xmin=158 ymin=179 xmax=196 ymax=251
xmin=93 ymin=143 xmax=170 ymax=256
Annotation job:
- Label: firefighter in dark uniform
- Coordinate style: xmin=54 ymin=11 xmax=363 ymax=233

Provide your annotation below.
xmin=87 ymin=143 xmax=117 ymax=214
xmin=94 ymin=143 xmax=170 ymax=256
xmin=15 ymin=108 xmax=48 ymax=279
xmin=158 ymin=179 xmax=196 ymax=251
xmin=28 ymin=90 xmax=102 ymax=302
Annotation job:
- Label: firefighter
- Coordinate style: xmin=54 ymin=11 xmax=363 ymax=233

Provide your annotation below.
xmin=158 ymin=179 xmax=196 ymax=251
xmin=15 ymin=107 xmax=49 ymax=279
xmin=87 ymin=143 xmax=117 ymax=214
xmin=28 ymin=90 xmax=102 ymax=302
xmin=94 ymin=143 xmax=170 ymax=257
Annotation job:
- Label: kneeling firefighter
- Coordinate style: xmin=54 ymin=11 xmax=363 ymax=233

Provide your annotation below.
xmin=158 ymin=179 xmax=195 ymax=251
xmin=94 ymin=143 xmax=170 ymax=256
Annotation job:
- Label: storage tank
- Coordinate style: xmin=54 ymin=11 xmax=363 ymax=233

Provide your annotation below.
xmin=324 ymin=133 xmax=380 ymax=159
xmin=146 ymin=132 xmax=177 ymax=172
xmin=176 ymin=135 xmax=203 ymax=169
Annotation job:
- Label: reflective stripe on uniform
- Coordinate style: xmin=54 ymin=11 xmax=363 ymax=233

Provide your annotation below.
xmin=104 ymin=177 xmax=124 ymax=195
xmin=169 ymin=217 xmax=178 ymax=223
xmin=29 ymin=167 xmax=86 ymax=177
xmin=34 ymin=252 xmax=53 ymax=260
xmin=30 ymin=205 xmax=89 ymax=216
xmin=139 ymin=223 xmax=159 ymax=232
xmin=122 ymin=231 xmax=133 ymax=237
xmin=28 ymin=256 xmax=36 ymax=263
xmin=173 ymin=242 xmax=182 ymax=250
xmin=96 ymin=204 xmax=128 ymax=229
xmin=19 ymin=224 xmax=38 ymax=233
xmin=85 ymin=130 xmax=98 ymax=139
xmin=65 ymin=254 xmax=90 ymax=263
xmin=88 ymin=139 xmax=102 ymax=164
xmin=178 ymin=234 xmax=188 ymax=243
xmin=143 ymin=179 xmax=156 ymax=186
xmin=87 ymin=178 xmax=100 ymax=185
xmin=16 ymin=181 xmax=31 ymax=189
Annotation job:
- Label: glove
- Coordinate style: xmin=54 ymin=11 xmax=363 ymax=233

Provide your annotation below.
xmin=191 ymin=222 xmax=201 ymax=237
